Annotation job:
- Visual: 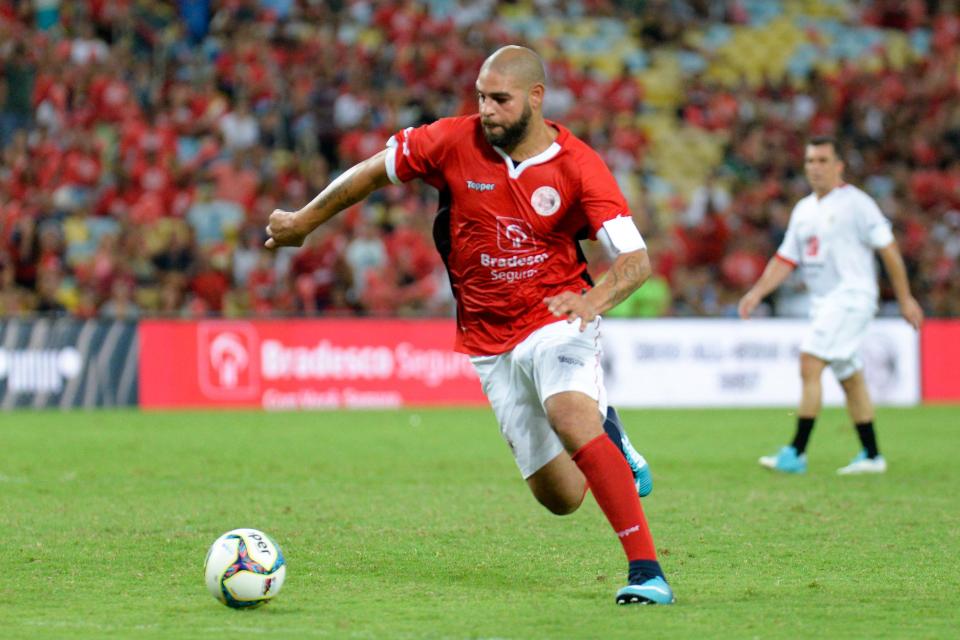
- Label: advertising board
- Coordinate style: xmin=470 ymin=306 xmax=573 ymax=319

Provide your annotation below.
xmin=602 ymin=319 xmax=920 ymax=407
xmin=920 ymin=320 xmax=960 ymax=402
xmin=139 ymin=319 xmax=485 ymax=409
xmin=0 ymin=318 xmax=138 ymax=408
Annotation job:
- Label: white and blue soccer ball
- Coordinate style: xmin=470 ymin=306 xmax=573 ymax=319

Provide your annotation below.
xmin=204 ymin=528 xmax=286 ymax=608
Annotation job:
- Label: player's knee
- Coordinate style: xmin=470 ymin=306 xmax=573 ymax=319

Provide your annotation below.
xmin=837 ymin=365 xmax=864 ymax=388
xmin=544 ymin=392 xmax=604 ymax=451
xmin=799 ymin=354 xmax=825 ymax=381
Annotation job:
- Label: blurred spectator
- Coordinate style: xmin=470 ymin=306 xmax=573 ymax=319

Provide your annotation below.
xmin=35 ymin=267 xmax=67 ymax=315
xmin=245 ymin=249 xmax=279 ymax=315
xmin=186 ymin=181 xmax=243 ymax=248
xmin=0 ymin=39 xmax=36 ymax=147
xmin=344 ymin=219 xmax=387 ymax=302
xmin=71 ymin=20 xmax=109 ymax=66
xmin=219 ymin=96 xmax=259 ymax=151
xmin=232 ymin=226 xmax=265 ymax=287
xmin=189 ymin=247 xmax=231 ymax=314
xmin=683 ymin=173 xmax=731 ymax=228
xmin=100 ymin=274 xmax=141 ymax=319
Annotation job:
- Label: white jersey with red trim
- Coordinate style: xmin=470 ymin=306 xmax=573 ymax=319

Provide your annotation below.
xmin=776 ymin=184 xmax=894 ymax=308
xmin=385 ymin=114 xmax=635 ymax=355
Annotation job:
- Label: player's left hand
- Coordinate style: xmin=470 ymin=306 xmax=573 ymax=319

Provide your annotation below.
xmin=544 ymin=291 xmax=598 ymax=332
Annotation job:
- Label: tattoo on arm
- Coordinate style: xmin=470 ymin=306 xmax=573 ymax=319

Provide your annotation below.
xmin=598 ymin=251 xmax=649 ymax=310
xmin=305 ymin=154 xmax=389 ymax=226
xmin=319 ymin=177 xmax=356 ymax=214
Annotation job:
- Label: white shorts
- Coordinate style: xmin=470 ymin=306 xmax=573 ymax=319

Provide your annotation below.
xmin=471 ymin=319 xmax=607 ymax=479
xmin=801 ymin=300 xmax=875 ymax=381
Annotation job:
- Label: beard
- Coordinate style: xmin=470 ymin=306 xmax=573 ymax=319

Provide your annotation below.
xmin=482 ymin=102 xmax=532 ymax=150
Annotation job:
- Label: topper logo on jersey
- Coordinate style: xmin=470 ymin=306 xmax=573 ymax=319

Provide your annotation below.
xmin=531 ymin=186 xmax=561 ymax=216
xmin=496 ymin=217 xmax=544 ymax=253
xmin=466 ymin=180 xmax=495 ymax=192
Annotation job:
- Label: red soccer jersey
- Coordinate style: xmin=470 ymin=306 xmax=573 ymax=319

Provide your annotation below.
xmin=386 ymin=114 xmax=631 ymax=355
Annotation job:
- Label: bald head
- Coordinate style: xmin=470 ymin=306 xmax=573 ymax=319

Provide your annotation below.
xmin=479 ymin=45 xmax=546 ymax=89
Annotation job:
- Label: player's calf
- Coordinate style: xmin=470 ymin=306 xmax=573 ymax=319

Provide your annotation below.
xmin=525 ymin=452 xmax=588 ymax=515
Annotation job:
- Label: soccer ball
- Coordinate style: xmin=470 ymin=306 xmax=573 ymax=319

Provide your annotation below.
xmin=204 ymin=528 xmax=286 ymax=608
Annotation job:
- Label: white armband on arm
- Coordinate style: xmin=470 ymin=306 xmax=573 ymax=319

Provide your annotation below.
xmin=597 ymin=216 xmax=646 ymax=258
xmin=384 ymin=136 xmax=402 ymax=185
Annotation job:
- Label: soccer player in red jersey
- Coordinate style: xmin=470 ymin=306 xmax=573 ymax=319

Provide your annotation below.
xmin=265 ymin=46 xmax=673 ymax=605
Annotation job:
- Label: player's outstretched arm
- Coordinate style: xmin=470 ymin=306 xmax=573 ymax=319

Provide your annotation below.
xmin=544 ymin=248 xmax=651 ymax=331
xmin=265 ymin=149 xmax=392 ymax=249
xmin=737 ymin=256 xmax=794 ymax=319
xmin=877 ymin=241 xmax=924 ymax=330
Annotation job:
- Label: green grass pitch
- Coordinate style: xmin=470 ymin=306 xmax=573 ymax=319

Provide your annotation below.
xmin=2 ymin=406 xmax=958 ymax=639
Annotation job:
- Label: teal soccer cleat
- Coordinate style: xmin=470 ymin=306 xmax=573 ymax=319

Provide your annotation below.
xmin=604 ymin=406 xmax=653 ymax=497
xmin=759 ymin=445 xmax=807 ymax=474
xmin=616 ymin=576 xmax=675 ymax=605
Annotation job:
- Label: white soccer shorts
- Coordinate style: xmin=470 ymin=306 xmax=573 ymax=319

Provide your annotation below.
xmin=801 ymin=300 xmax=875 ymax=381
xmin=470 ymin=318 xmax=608 ymax=479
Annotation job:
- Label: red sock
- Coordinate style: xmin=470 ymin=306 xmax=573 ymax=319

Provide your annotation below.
xmin=572 ymin=434 xmax=657 ymax=562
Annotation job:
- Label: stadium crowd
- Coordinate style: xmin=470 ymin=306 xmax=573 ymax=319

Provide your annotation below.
xmin=1 ymin=0 xmax=958 ymax=320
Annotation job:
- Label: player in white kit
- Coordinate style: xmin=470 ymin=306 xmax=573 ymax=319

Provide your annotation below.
xmin=738 ymin=137 xmax=923 ymax=475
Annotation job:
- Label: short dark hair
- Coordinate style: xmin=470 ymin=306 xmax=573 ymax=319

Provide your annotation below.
xmin=807 ymin=136 xmax=840 ymax=157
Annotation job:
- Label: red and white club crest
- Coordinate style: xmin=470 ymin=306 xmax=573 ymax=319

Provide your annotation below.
xmin=531 ymin=186 xmax=561 ymax=216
